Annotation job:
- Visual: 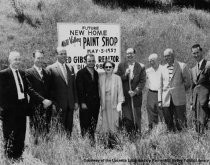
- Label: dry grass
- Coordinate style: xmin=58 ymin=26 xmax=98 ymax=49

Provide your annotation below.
xmin=1 ymin=0 xmax=210 ymax=164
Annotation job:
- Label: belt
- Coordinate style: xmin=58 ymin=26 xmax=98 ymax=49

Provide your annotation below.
xmin=149 ymin=89 xmax=158 ymax=93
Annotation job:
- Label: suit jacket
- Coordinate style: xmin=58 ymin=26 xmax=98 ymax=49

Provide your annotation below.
xmin=26 ymin=66 xmax=50 ymax=115
xmin=116 ymin=61 xmax=146 ymax=107
xmin=0 ymin=68 xmax=44 ymax=118
xmin=46 ymin=62 xmax=78 ymax=111
xmin=158 ymin=60 xmax=191 ymax=107
xmin=76 ymin=67 xmax=100 ymax=109
xmin=191 ymin=59 xmax=210 ymax=109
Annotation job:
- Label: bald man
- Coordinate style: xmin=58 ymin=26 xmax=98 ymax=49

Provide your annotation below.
xmin=158 ymin=48 xmax=191 ymax=132
xmin=0 ymin=51 xmax=51 ymax=160
xmin=47 ymin=47 xmax=78 ymax=136
xmin=146 ymin=54 xmax=163 ymax=131
xmin=116 ymin=48 xmax=146 ymax=135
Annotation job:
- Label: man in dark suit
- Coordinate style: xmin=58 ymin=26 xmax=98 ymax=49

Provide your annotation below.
xmin=26 ymin=50 xmax=51 ymax=144
xmin=0 ymin=51 xmax=52 ymax=161
xmin=191 ymin=44 xmax=210 ymax=134
xmin=76 ymin=54 xmax=100 ymax=143
xmin=116 ymin=48 xmax=146 ymax=135
xmin=47 ymin=47 xmax=78 ymax=136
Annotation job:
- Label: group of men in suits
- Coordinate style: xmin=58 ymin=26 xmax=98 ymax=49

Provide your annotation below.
xmin=145 ymin=44 xmax=210 ymax=134
xmin=0 ymin=43 xmax=210 ymax=161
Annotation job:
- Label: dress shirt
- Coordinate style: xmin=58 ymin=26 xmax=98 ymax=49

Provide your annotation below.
xmin=166 ymin=63 xmax=174 ymax=80
xmin=11 ymin=67 xmax=25 ymax=100
xmin=34 ymin=65 xmax=43 ymax=78
xmin=56 ymin=61 xmax=68 ymax=84
xmin=86 ymin=67 xmax=94 ymax=80
xmin=197 ymin=59 xmax=204 ymax=70
xmin=128 ymin=62 xmax=135 ymax=80
xmin=146 ymin=65 xmax=162 ymax=91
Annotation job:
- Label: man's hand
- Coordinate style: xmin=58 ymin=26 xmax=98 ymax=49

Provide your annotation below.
xmin=42 ymin=99 xmax=52 ymax=109
xmin=74 ymin=103 xmax=79 ymax=110
xmin=117 ymin=102 xmax=122 ymax=112
xmin=81 ymin=103 xmax=88 ymax=110
xmin=158 ymin=101 xmax=162 ymax=108
xmin=128 ymin=90 xmax=136 ymax=97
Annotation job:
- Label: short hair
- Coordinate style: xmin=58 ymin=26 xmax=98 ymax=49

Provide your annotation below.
xmin=8 ymin=51 xmax=20 ymax=61
xmin=148 ymin=53 xmax=158 ymax=61
xmin=191 ymin=44 xmax=202 ymax=51
xmin=102 ymin=60 xmax=115 ymax=69
xmin=84 ymin=53 xmax=95 ymax=61
xmin=56 ymin=46 xmax=66 ymax=54
xmin=164 ymin=48 xmax=174 ymax=56
xmin=32 ymin=50 xmax=44 ymax=58
xmin=126 ymin=48 xmax=136 ymax=54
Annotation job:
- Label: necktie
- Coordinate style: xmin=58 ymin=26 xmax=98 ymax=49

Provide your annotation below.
xmin=198 ymin=63 xmax=200 ymax=70
xmin=40 ymin=69 xmax=43 ymax=79
xmin=63 ymin=64 xmax=68 ymax=84
xmin=15 ymin=70 xmax=24 ymax=93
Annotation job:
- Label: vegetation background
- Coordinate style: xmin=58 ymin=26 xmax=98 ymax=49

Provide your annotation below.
xmin=1 ymin=0 xmax=210 ymax=164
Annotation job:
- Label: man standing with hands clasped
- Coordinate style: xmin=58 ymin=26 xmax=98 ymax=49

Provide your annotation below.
xmin=76 ymin=54 xmax=100 ymax=144
xmin=0 ymin=51 xmax=52 ymax=161
xmin=116 ymin=48 xmax=146 ymax=135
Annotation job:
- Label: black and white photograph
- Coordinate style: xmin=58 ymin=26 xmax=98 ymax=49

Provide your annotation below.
xmin=1 ymin=0 xmax=210 ymax=164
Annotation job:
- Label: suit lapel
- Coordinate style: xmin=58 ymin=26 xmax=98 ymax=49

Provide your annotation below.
xmin=32 ymin=67 xmax=42 ymax=81
xmin=55 ymin=62 xmax=67 ymax=84
xmin=169 ymin=61 xmax=178 ymax=82
xmin=197 ymin=59 xmax=207 ymax=82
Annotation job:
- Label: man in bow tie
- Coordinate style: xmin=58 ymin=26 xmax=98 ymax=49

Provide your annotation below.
xmin=191 ymin=44 xmax=210 ymax=134
xmin=158 ymin=48 xmax=191 ymax=132
xmin=26 ymin=50 xmax=52 ymax=144
xmin=0 ymin=51 xmax=52 ymax=161
xmin=116 ymin=48 xmax=146 ymax=136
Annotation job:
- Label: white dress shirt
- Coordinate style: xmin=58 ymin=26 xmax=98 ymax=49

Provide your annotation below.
xmin=56 ymin=61 xmax=68 ymax=84
xmin=11 ymin=67 xmax=25 ymax=100
xmin=128 ymin=62 xmax=135 ymax=80
xmin=146 ymin=65 xmax=162 ymax=91
xmin=34 ymin=65 xmax=43 ymax=78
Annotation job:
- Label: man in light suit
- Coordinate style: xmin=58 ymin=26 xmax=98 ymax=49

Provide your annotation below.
xmin=26 ymin=50 xmax=51 ymax=144
xmin=191 ymin=44 xmax=210 ymax=134
xmin=47 ymin=47 xmax=78 ymax=136
xmin=0 ymin=51 xmax=52 ymax=161
xmin=158 ymin=48 xmax=191 ymax=132
xmin=116 ymin=48 xmax=146 ymax=134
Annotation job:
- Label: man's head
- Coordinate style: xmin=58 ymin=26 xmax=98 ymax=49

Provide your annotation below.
xmin=126 ymin=48 xmax=136 ymax=63
xmin=164 ymin=48 xmax=175 ymax=66
xmin=148 ymin=53 xmax=159 ymax=69
xmin=57 ymin=47 xmax=67 ymax=64
xmin=85 ymin=54 xmax=96 ymax=69
xmin=33 ymin=50 xmax=44 ymax=68
xmin=191 ymin=44 xmax=203 ymax=63
xmin=8 ymin=51 xmax=22 ymax=70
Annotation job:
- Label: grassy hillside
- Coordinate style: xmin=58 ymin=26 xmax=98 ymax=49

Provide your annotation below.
xmin=1 ymin=0 xmax=210 ymax=164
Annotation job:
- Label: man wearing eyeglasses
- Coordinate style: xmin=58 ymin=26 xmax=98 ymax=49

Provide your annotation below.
xmin=116 ymin=48 xmax=146 ymax=135
xmin=76 ymin=54 xmax=100 ymax=145
xmin=191 ymin=44 xmax=210 ymax=134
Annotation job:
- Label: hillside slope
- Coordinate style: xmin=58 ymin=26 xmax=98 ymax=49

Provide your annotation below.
xmin=0 ymin=0 xmax=210 ymax=69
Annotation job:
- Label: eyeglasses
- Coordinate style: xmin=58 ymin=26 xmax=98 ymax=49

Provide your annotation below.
xmin=105 ymin=66 xmax=112 ymax=69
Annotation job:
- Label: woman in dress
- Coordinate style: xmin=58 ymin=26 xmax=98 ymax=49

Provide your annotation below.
xmin=99 ymin=60 xmax=124 ymax=149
